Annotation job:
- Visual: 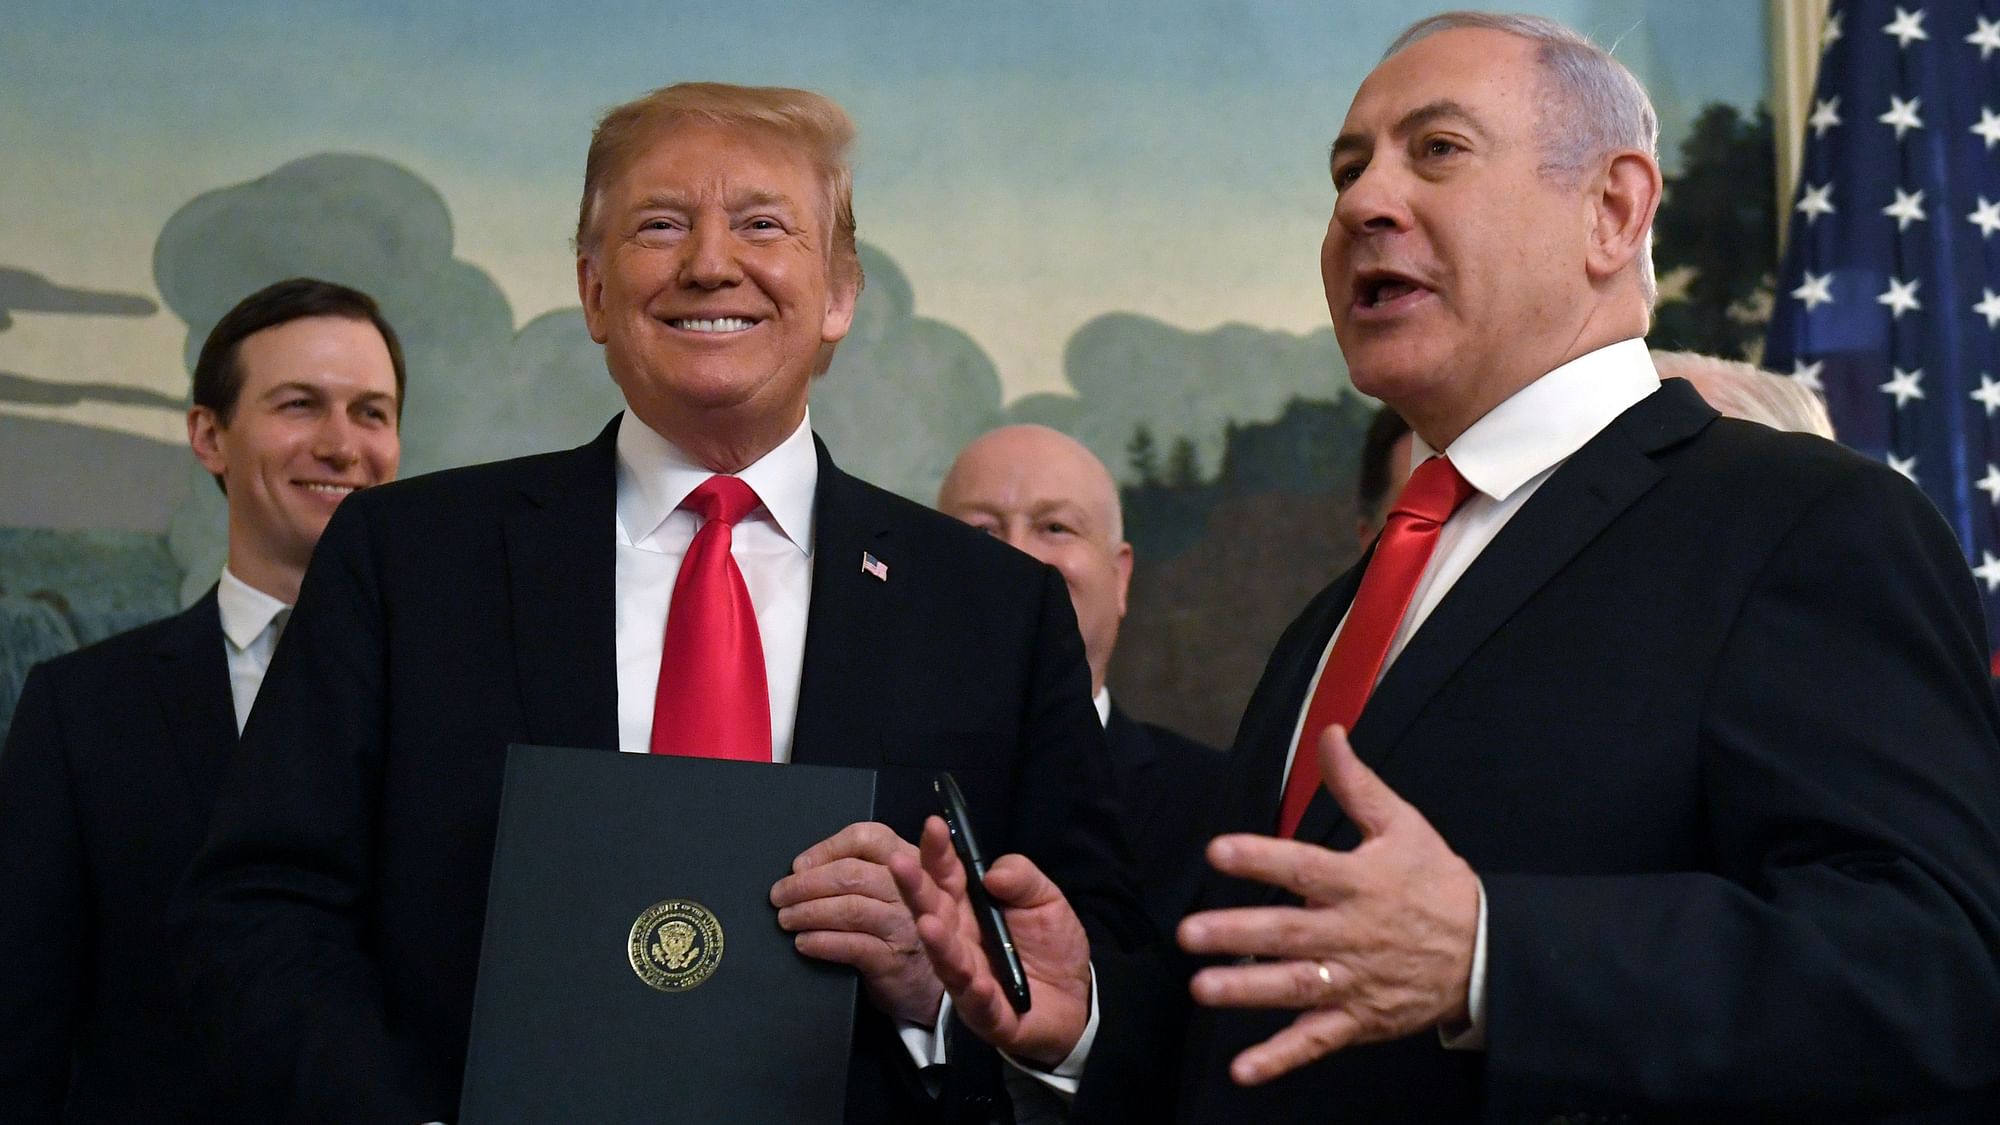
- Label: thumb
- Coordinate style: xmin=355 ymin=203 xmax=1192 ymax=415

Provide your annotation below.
xmin=983 ymin=853 xmax=1062 ymax=910
xmin=1317 ymin=724 xmax=1404 ymax=837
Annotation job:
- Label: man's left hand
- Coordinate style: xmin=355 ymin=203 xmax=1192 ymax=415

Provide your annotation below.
xmin=1177 ymin=725 xmax=1480 ymax=1087
xmin=772 ymin=821 xmax=943 ymax=1026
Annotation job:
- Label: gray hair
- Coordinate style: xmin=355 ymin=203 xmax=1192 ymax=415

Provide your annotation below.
xmin=1651 ymin=350 xmax=1836 ymax=439
xmin=1388 ymin=12 xmax=1660 ymax=307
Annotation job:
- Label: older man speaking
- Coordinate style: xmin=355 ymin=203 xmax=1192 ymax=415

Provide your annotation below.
xmin=172 ymin=84 xmax=1143 ymax=1123
xmin=899 ymin=12 xmax=2000 ymax=1123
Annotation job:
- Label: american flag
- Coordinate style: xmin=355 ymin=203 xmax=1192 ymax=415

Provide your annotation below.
xmin=1765 ymin=0 xmax=2000 ymax=666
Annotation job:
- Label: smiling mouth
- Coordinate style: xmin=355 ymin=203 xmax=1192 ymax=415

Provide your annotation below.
xmin=666 ymin=316 xmax=759 ymax=333
xmin=298 ymin=481 xmax=360 ymax=497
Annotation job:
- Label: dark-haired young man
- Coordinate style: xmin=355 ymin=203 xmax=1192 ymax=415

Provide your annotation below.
xmin=0 ymin=277 xmax=403 ymax=1123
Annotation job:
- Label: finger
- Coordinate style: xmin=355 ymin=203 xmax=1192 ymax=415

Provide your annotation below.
xmin=981 ymin=853 xmax=1061 ymax=910
xmin=1231 ymin=1007 xmax=1364 ymax=1086
xmin=775 ymin=893 xmax=909 ymax=939
xmin=916 ymin=816 xmax=969 ymax=898
xmin=916 ymin=904 xmax=992 ymax=992
xmin=1188 ymin=957 xmax=1354 ymax=1011
xmin=1318 ymin=725 xmax=1405 ymax=838
xmin=771 ymin=856 xmax=898 ymax=909
xmin=1204 ymin=834 xmax=1360 ymax=903
xmin=792 ymin=928 xmax=895 ymax=972
xmin=792 ymin=821 xmax=911 ymax=874
xmin=1177 ymin=906 xmax=1343 ymax=960
xmin=915 ymin=912 xmax=1017 ymax=1038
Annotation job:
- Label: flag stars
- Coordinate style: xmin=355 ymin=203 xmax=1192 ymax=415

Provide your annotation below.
xmin=1971 ymin=197 xmax=2000 ymax=238
xmin=1880 ymin=366 xmax=1927 ymax=407
xmin=1888 ymin=452 xmax=1920 ymax=484
xmin=1978 ymin=464 xmax=2000 ymax=505
xmin=1974 ymin=373 xmax=2000 ymax=416
xmin=1808 ymin=96 xmax=1842 ymax=137
xmin=1823 ymin=10 xmax=1844 ymax=51
xmin=1974 ymin=107 xmax=2000 ymax=149
xmin=1976 ymin=288 xmax=2000 ymax=327
xmin=1881 ymin=94 xmax=1925 ymax=138
xmin=1792 ymin=271 xmax=1835 ymax=311
xmin=1883 ymin=187 xmax=1928 ymax=230
xmin=1796 ymin=182 xmax=1836 ymax=222
xmin=1976 ymin=550 xmax=2000 ymax=593
xmin=1971 ymin=15 xmax=2000 ymax=60
xmin=1878 ymin=276 xmax=1923 ymax=318
xmin=1883 ymin=6 xmax=1929 ymax=48
xmin=1791 ymin=359 xmax=1826 ymax=391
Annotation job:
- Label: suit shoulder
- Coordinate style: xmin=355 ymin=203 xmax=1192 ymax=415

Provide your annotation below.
xmin=1664 ymin=418 xmax=1934 ymax=525
xmin=345 ymin=444 xmax=594 ymax=520
xmin=841 ymin=472 xmax=1052 ymax=586
xmin=1137 ymin=719 xmax=1226 ymax=761
xmin=28 ymin=602 xmax=204 ymax=692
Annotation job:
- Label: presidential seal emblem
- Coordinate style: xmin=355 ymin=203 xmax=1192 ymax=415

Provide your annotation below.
xmin=627 ymin=898 xmax=724 ymax=992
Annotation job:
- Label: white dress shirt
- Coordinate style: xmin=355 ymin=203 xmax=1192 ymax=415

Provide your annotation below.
xmin=1281 ymin=336 xmax=1660 ymax=1049
xmin=612 ymin=410 xmax=816 ymax=758
xmin=216 ymin=568 xmax=291 ymax=734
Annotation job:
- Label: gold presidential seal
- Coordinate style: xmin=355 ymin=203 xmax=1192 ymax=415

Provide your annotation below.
xmin=628 ymin=898 xmax=724 ymax=992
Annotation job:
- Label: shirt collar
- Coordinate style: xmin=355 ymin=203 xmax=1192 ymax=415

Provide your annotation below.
xmin=1093 ymin=687 xmax=1112 ymax=728
xmin=216 ymin=567 xmax=291 ymax=652
xmin=614 ymin=408 xmax=818 ymax=554
xmin=1410 ymin=337 xmax=1659 ymax=503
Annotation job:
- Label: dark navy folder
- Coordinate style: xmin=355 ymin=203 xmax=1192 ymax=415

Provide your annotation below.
xmin=460 ymin=745 xmax=877 ymax=1124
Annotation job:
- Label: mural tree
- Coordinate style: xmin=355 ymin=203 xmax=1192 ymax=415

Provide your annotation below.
xmin=1650 ymin=103 xmax=1778 ymax=359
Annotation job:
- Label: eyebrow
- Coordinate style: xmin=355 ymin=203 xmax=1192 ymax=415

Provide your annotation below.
xmin=630 ymin=189 xmax=800 ymax=213
xmin=258 ymin=382 xmax=396 ymax=405
xmin=1329 ymin=98 xmax=1489 ymax=169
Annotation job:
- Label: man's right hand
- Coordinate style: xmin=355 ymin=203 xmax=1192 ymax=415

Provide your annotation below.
xmin=888 ymin=815 xmax=1093 ymax=1068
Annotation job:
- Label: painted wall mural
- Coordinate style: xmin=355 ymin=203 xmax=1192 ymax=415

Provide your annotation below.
xmin=0 ymin=0 xmax=1772 ymax=745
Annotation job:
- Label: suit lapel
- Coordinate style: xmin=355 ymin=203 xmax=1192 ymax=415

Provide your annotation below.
xmin=154 ymin=589 xmax=240 ymax=807
xmin=504 ymin=419 xmax=621 ymax=750
xmin=1290 ymin=381 xmax=1715 ymax=846
xmin=791 ymin=440 xmax=897 ymax=770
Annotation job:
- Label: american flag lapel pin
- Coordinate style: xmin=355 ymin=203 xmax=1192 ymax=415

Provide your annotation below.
xmin=861 ymin=551 xmax=889 ymax=581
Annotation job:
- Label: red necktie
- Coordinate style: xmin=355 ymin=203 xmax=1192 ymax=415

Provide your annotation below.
xmin=649 ymin=476 xmax=772 ymax=761
xmin=1276 ymin=456 xmax=1474 ymax=837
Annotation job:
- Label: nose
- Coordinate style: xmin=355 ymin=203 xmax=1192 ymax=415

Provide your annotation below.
xmin=679 ymin=216 xmax=743 ymax=289
xmin=1332 ymin=161 xmax=1410 ymax=240
xmin=313 ymin=413 xmax=359 ymax=470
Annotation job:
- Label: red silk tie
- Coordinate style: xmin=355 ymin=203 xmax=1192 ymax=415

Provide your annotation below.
xmin=649 ymin=476 xmax=772 ymax=761
xmin=1276 ymin=456 xmax=1475 ymax=837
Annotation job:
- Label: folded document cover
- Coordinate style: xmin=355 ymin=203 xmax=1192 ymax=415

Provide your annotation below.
xmin=460 ymin=745 xmax=878 ymax=1123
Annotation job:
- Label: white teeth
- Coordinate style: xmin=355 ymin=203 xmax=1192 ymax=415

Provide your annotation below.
xmin=301 ymin=483 xmax=356 ymax=496
xmin=670 ymin=317 xmax=755 ymax=333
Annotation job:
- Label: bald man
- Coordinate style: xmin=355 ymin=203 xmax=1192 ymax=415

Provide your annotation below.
xmin=939 ymin=425 xmax=1226 ymax=932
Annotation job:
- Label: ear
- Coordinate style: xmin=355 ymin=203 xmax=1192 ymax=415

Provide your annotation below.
xmin=188 ymin=406 xmax=228 ymax=478
xmin=577 ymin=253 xmax=611 ymax=345
xmin=821 ymin=268 xmax=859 ymax=346
xmin=1584 ymin=150 xmax=1662 ymax=288
xmin=1112 ymin=541 xmax=1134 ymax=619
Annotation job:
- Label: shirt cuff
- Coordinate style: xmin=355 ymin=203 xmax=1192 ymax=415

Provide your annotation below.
xmin=1438 ymin=877 xmax=1488 ymax=1051
xmin=999 ymin=962 xmax=1097 ymax=1095
xmin=896 ymin=991 xmax=953 ymax=1068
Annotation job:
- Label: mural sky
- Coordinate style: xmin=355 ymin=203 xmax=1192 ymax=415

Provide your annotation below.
xmin=2 ymin=0 xmax=1767 ymax=450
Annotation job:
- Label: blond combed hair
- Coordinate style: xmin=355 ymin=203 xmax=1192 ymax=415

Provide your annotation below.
xmin=573 ymin=82 xmax=862 ymax=289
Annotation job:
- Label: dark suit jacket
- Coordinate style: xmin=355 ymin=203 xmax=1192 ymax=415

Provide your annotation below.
xmin=1080 ymin=380 xmax=2000 ymax=1124
xmin=0 ymin=591 xmax=259 ymax=1124
xmin=1103 ymin=705 xmax=1227 ymax=934
xmin=170 ymin=419 xmax=1147 ymax=1125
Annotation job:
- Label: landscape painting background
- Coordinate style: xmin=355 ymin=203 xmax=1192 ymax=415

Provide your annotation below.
xmin=0 ymin=0 xmax=1774 ymax=745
